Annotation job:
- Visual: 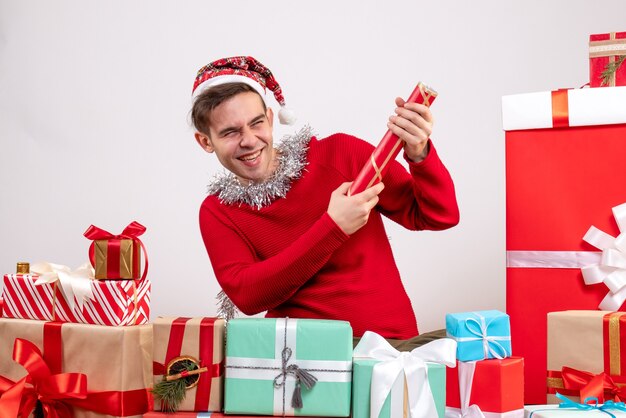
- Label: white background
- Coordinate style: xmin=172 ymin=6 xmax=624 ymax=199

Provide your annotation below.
xmin=1 ymin=0 xmax=625 ymax=333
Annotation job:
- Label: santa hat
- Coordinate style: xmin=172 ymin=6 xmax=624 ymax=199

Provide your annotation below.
xmin=192 ymin=56 xmax=296 ymax=125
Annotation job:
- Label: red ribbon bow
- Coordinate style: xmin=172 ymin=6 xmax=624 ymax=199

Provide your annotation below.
xmin=0 ymin=338 xmax=150 ymax=418
xmin=0 ymin=338 xmax=88 ymax=418
xmin=83 ymin=221 xmax=149 ymax=281
xmin=562 ymin=366 xmax=626 ymax=403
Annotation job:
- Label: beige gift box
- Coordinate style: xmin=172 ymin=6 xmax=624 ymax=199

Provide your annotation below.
xmin=547 ymin=310 xmax=626 ymax=404
xmin=153 ymin=317 xmax=225 ymax=412
xmin=0 ymin=318 xmax=152 ymax=418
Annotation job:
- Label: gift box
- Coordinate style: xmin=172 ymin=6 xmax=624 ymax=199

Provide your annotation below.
xmin=547 ymin=310 xmax=626 ymax=404
xmin=153 ymin=317 xmax=225 ymax=412
xmin=446 ymin=357 xmax=524 ymax=418
xmin=143 ymin=413 xmax=317 ymax=418
xmin=525 ymin=395 xmax=626 ymax=417
xmin=349 ymin=82 xmax=436 ymax=195
xmin=352 ymin=332 xmax=456 ymax=418
xmin=446 ymin=310 xmax=512 ymax=361
xmin=84 ymin=221 xmax=147 ymax=280
xmin=2 ymin=268 xmax=151 ymax=325
xmin=0 ymin=317 xmax=152 ymax=418
xmin=502 ymin=86 xmax=626 ymax=403
xmin=224 ymin=317 xmax=352 ymax=416
xmin=590 ymin=32 xmax=626 ymax=87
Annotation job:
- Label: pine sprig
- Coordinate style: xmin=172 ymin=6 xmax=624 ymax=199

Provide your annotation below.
xmin=601 ymin=55 xmax=626 ymax=86
xmin=153 ymin=360 xmax=198 ymax=412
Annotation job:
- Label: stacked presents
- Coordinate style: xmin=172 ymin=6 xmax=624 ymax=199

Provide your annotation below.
xmin=0 ymin=222 xmax=153 ymax=417
xmin=503 ymin=31 xmax=626 ymax=416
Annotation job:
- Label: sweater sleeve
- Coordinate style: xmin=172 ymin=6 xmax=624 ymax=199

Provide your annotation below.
xmin=199 ymin=202 xmax=349 ymax=315
xmin=377 ymin=140 xmax=460 ymax=230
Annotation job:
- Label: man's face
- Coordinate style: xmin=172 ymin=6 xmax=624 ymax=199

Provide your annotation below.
xmin=197 ymin=91 xmax=276 ymax=184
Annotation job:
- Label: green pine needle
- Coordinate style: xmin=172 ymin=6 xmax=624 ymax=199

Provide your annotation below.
xmin=152 ymin=359 xmax=199 ymax=412
xmin=152 ymin=378 xmax=188 ymax=413
xmin=601 ymin=55 xmax=626 ymax=86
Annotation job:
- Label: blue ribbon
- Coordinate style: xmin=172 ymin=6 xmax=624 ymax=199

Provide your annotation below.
xmin=529 ymin=393 xmax=626 ymax=417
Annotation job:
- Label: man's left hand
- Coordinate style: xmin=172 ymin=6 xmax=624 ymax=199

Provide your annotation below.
xmin=387 ymin=97 xmax=433 ymax=163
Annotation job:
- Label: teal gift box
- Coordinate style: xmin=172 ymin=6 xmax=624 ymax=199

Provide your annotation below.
xmin=352 ymin=359 xmax=446 ymax=418
xmin=224 ymin=318 xmax=353 ymax=416
xmin=446 ymin=310 xmax=512 ymax=361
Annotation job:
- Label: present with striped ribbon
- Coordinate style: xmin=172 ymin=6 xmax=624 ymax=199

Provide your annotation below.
xmin=1 ymin=262 xmax=150 ymax=326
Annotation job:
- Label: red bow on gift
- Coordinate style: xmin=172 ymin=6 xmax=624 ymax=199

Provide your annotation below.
xmin=84 ymin=221 xmax=149 ymax=281
xmin=0 ymin=338 xmax=150 ymax=418
xmin=0 ymin=338 xmax=88 ymax=418
xmin=562 ymin=366 xmax=626 ymax=403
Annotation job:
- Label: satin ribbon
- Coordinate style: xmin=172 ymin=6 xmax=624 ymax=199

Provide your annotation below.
xmin=452 ymin=314 xmax=511 ymax=360
xmin=153 ymin=317 xmax=223 ymax=411
xmin=444 ymin=362 xmax=485 ymax=418
xmin=30 ymin=262 xmax=95 ymax=311
xmin=84 ymin=221 xmax=149 ymax=281
xmin=581 ymin=202 xmax=626 ymax=310
xmin=560 ymin=366 xmax=626 ymax=404
xmin=0 ymin=333 xmax=150 ymax=417
xmin=353 ymin=331 xmax=457 ymax=418
xmin=551 ymin=90 xmax=570 ymax=128
xmin=546 ymin=393 xmax=626 ymax=418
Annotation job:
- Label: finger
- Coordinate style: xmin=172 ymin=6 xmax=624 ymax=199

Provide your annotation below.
xmin=389 ymin=114 xmax=432 ymax=140
xmin=395 ymin=97 xmax=406 ymax=107
xmin=357 ymin=182 xmax=385 ymax=200
xmin=365 ymin=194 xmax=380 ymax=211
xmin=394 ymin=105 xmax=433 ymax=129
xmin=400 ymin=102 xmax=433 ymax=122
xmin=387 ymin=120 xmax=429 ymax=147
xmin=334 ymin=182 xmax=352 ymax=195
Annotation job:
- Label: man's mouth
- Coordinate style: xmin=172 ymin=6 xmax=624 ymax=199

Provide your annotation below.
xmin=238 ymin=149 xmax=262 ymax=162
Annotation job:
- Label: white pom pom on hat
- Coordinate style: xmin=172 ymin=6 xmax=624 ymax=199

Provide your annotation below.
xmin=192 ymin=56 xmax=297 ymax=126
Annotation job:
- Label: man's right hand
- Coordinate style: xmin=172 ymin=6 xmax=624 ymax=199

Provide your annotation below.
xmin=327 ymin=182 xmax=385 ymax=235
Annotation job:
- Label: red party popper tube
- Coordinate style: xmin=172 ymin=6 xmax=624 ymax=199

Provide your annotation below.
xmin=348 ymin=82 xmax=437 ymax=196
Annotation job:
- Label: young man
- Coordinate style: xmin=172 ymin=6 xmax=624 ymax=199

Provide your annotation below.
xmin=192 ymin=56 xmax=459 ymax=340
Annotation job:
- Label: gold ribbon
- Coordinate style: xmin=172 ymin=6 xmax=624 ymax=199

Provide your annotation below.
xmin=608 ymin=312 xmax=626 ymax=376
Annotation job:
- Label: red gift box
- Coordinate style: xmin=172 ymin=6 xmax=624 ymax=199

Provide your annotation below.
xmin=502 ymin=87 xmax=626 ymax=403
xmin=153 ymin=317 xmax=225 ymax=412
xmin=590 ymin=32 xmax=626 ymax=87
xmin=446 ymin=357 xmax=524 ymax=416
xmin=2 ymin=271 xmax=151 ymax=325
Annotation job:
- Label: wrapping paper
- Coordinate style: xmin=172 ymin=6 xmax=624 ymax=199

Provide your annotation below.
xmin=224 ymin=318 xmax=352 ymax=416
xmin=143 ymin=413 xmax=318 ymax=418
xmin=153 ymin=317 xmax=225 ymax=412
xmin=0 ymin=317 xmax=153 ymax=418
xmin=547 ymin=310 xmax=626 ymax=403
xmin=525 ymin=402 xmax=626 ymax=417
xmin=352 ymin=359 xmax=444 ymax=418
xmin=503 ymin=86 xmax=626 ymax=403
xmin=589 ymin=32 xmax=626 ymax=87
xmin=84 ymin=221 xmax=147 ymax=280
xmin=2 ymin=272 xmax=150 ymax=325
xmin=349 ymin=82 xmax=437 ymax=196
xmin=446 ymin=357 xmax=524 ymax=415
xmin=446 ymin=310 xmax=511 ymax=361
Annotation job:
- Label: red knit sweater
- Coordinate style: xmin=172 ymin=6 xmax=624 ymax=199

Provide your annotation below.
xmin=199 ymin=133 xmax=459 ymax=339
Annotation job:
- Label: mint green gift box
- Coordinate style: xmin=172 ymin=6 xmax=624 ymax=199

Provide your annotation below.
xmin=224 ymin=318 xmax=353 ymax=416
xmin=352 ymin=359 xmax=446 ymax=418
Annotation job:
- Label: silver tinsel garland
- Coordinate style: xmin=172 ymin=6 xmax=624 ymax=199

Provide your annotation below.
xmin=210 ymin=125 xmax=314 ymax=320
xmin=207 ymin=125 xmax=313 ymax=210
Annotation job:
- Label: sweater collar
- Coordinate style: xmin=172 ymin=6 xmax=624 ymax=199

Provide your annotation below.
xmin=207 ymin=125 xmax=313 ymax=209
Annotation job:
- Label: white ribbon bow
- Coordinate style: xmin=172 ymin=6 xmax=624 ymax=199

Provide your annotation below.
xmin=581 ymin=202 xmax=626 ymax=310
xmin=453 ymin=314 xmax=511 ymax=360
xmin=31 ymin=261 xmax=95 ymax=310
xmin=444 ymin=361 xmax=485 ymax=418
xmin=353 ymin=331 xmax=457 ymax=418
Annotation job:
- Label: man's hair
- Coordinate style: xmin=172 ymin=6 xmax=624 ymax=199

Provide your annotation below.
xmin=191 ymin=82 xmax=266 ymax=135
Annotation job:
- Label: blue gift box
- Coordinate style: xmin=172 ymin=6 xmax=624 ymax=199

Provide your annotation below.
xmin=445 ymin=310 xmax=512 ymax=361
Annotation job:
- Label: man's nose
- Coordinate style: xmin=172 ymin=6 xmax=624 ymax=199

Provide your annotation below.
xmin=239 ymin=127 xmax=256 ymax=147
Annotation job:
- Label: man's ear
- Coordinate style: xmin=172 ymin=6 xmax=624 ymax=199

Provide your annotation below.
xmin=195 ymin=131 xmax=214 ymax=153
xmin=266 ymin=107 xmax=274 ymax=129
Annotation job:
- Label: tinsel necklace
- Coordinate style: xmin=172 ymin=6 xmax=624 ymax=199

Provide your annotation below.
xmin=208 ymin=125 xmax=313 ymax=320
